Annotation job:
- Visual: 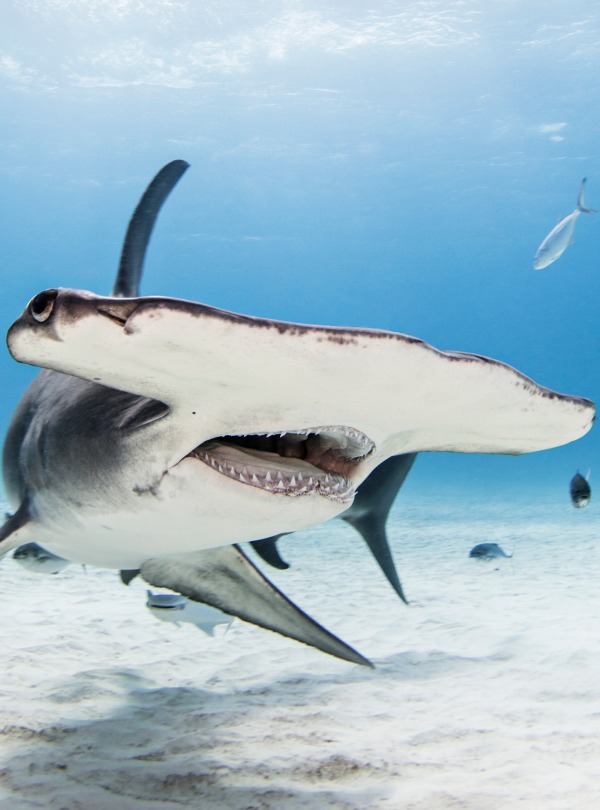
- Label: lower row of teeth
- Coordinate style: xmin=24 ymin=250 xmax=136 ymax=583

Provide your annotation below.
xmin=194 ymin=450 xmax=355 ymax=503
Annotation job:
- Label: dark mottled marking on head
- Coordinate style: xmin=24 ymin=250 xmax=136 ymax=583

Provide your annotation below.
xmin=319 ymin=335 xmax=359 ymax=346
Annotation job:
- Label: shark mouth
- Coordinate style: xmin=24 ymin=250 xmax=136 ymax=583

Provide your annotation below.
xmin=190 ymin=426 xmax=375 ymax=503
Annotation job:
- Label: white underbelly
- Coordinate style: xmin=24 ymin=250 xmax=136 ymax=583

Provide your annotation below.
xmin=33 ymin=459 xmax=345 ymax=568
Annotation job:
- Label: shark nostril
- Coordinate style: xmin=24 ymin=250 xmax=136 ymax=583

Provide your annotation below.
xmin=28 ymin=290 xmax=58 ymax=323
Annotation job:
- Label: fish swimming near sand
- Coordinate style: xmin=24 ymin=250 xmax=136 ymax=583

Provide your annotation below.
xmin=0 ymin=162 xmax=595 ymax=666
xmin=12 ymin=542 xmax=70 ymax=574
xmin=570 ymin=471 xmax=591 ymax=508
xmin=533 ymin=178 xmax=596 ymax=270
xmin=469 ymin=543 xmax=512 ymax=560
xmin=146 ymin=589 xmax=233 ymax=635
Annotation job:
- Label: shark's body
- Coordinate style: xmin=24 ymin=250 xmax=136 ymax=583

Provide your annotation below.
xmin=4 ymin=286 xmax=593 ymax=563
xmin=0 ymin=162 xmax=595 ymax=665
xmin=533 ymin=178 xmax=596 ymax=270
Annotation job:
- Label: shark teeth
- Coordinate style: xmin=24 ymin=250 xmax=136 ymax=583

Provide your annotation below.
xmin=191 ymin=446 xmax=356 ymax=504
xmin=187 ymin=424 xmax=375 ymax=504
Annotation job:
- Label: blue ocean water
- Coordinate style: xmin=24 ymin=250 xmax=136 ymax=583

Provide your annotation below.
xmin=1 ymin=1 xmax=599 ymax=497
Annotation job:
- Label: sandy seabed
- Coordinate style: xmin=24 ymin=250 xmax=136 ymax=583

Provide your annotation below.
xmin=0 ymin=494 xmax=599 ymax=809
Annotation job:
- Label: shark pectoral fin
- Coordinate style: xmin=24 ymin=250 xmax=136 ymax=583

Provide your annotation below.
xmin=0 ymin=505 xmax=32 ymax=559
xmin=139 ymin=544 xmax=372 ymax=667
xmin=250 ymin=536 xmax=291 ymax=569
xmin=120 ymin=569 xmax=140 ymax=585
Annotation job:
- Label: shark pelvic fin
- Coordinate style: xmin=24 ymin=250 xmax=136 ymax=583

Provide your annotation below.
xmin=140 ymin=544 xmax=372 ymax=667
xmin=249 ymin=537 xmax=290 ymax=569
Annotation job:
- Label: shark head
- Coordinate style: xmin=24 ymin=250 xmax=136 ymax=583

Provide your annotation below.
xmin=4 ymin=284 xmax=594 ymax=568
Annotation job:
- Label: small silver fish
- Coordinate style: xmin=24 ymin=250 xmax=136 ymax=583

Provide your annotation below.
xmin=533 ymin=178 xmax=596 ymax=270
xmin=145 ymin=589 xmax=233 ymax=636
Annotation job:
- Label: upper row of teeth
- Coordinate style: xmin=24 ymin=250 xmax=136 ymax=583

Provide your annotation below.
xmin=194 ymin=450 xmax=355 ymax=503
xmin=246 ymin=425 xmax=374 ymax=456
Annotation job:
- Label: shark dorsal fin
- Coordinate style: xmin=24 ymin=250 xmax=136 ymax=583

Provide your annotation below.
xmin=112 ymin=160 xmax=189 ymax=298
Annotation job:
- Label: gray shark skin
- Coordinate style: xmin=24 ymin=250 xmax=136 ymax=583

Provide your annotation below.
xmin=113 ymin=160 xmax=190 ymax=298
xmin=0 ymin=162 xmax=595 ymax=668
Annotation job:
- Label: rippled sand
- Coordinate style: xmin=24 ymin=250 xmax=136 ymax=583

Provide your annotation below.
xmin=1 ymin=493 xmax=599 ymax=809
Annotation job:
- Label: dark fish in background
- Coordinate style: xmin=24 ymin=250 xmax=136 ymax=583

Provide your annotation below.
xmin=570 ymin=471 xmax=591 ymax=508
xmin=469 ymin=543 xmax=512 ymax=560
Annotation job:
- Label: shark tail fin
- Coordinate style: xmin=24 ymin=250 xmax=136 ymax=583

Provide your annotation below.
xmin=577 ymin=177 xmax=597 ymax=214
xmin=140 ymin=544 xmax=372 ymax=667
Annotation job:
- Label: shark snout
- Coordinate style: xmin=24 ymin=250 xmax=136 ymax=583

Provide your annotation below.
xmin=7 ymin=288 xmax=140 ymax=367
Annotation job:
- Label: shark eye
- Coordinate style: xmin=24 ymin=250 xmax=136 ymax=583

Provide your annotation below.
xmin=28 ymin=290 xmax=57 ymax=323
